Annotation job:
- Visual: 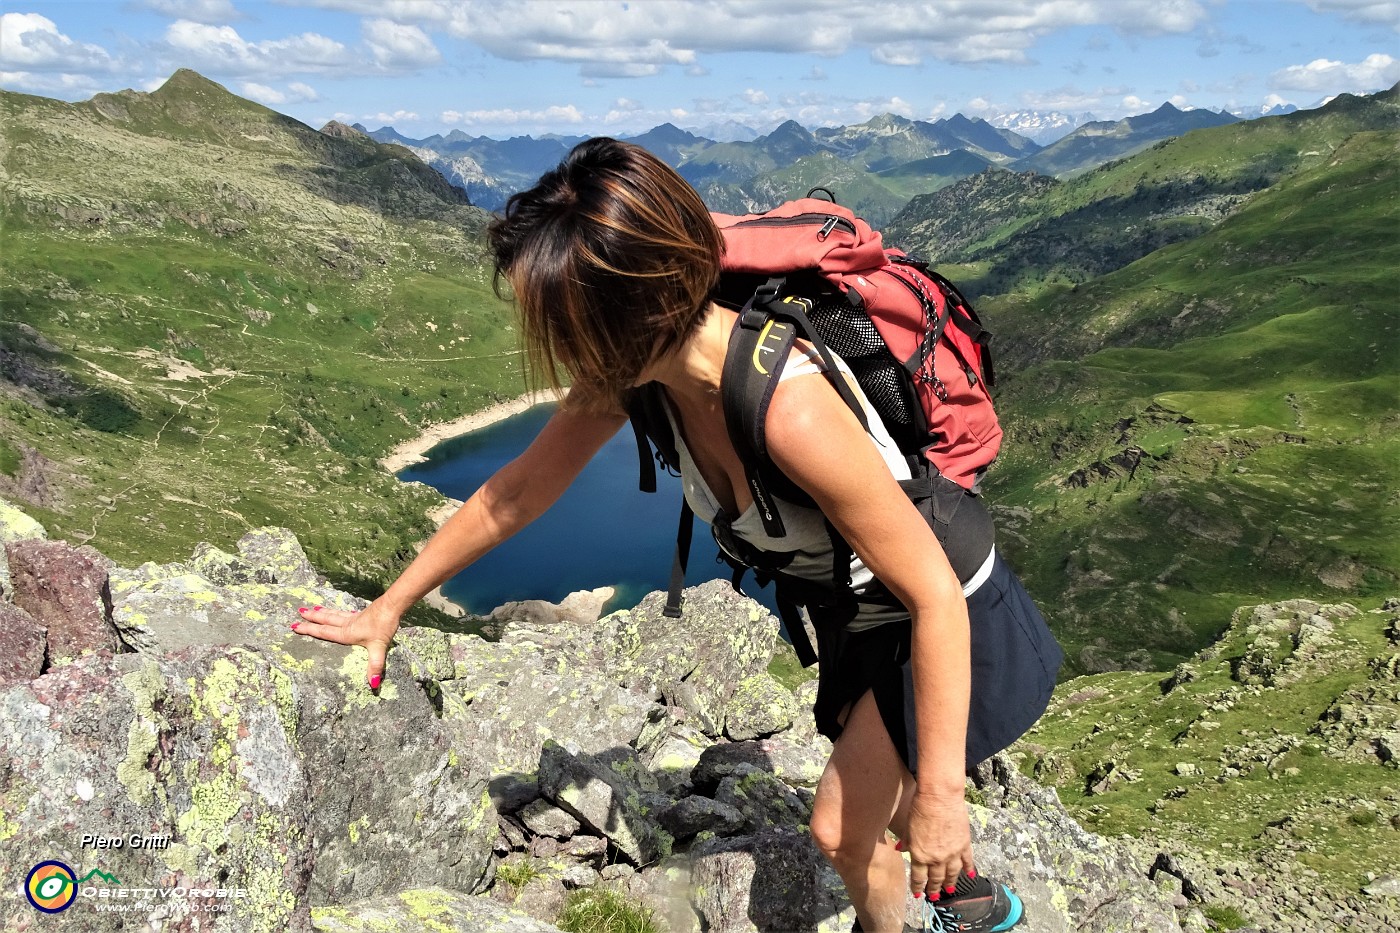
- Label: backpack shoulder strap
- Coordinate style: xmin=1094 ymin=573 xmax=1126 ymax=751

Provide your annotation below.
xmin=720 ymin=278 xmax=873 ymax=538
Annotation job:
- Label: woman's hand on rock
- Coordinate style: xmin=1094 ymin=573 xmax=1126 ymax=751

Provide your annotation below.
xmin=291 ymin=600 xmax=400 ymax=689
xmin=905 ymin=789 xmax=975 ymax=901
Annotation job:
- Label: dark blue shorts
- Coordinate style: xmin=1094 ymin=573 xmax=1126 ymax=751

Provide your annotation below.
xmin=813 ymin=550 xmax=1063 ymax=772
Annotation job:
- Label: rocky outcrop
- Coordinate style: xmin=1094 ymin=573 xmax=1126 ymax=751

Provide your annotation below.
xmin=0 ymin=497 xmax=1187 ymax=931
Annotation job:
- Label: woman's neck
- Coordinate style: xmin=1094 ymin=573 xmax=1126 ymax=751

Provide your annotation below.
xmin=642 ymin=302 xmax=735 ymax=400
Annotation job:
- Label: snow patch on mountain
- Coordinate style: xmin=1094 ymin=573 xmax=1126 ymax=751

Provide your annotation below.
xmin=986 ymin=111 xmax=1090 ymax=145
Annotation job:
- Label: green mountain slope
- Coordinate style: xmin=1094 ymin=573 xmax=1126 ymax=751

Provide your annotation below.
xmin=873 ymin=150 xmax=997 ymax=201
xmin=1014 ymin=596 xmax=1400 ymax=919
xmin=1014 ymin=102 xmax=1240 ymax=177
xmin=888 ymin=86 xmax=1400 ymax=296
xmin=983 ymin=130 xmax=1399 ymax=673
xmin=883 ymin=167 xmax=1057 ymax=259
xmin=0 ymin=72 xmax=519 ymax=604
xmin=743 ymin=151 xmax=910 ymax=225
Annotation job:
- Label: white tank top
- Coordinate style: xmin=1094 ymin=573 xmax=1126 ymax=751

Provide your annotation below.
xmin=662 ymin=345 xmax=992 ymax=631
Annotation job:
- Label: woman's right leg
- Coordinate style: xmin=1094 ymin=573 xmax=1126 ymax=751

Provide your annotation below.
xmin=809 ymin=688 xmax=917 ymax=933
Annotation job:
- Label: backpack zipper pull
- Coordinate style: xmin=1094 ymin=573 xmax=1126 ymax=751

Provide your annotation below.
xmin=817 ymin=216 xmax=840 ymax=241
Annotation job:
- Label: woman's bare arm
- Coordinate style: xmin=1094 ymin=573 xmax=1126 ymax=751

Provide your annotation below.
xmin=293 ymin=394 xmax=627 ymax=684
xmin=765 ymin=372 xmax=973 ymax=898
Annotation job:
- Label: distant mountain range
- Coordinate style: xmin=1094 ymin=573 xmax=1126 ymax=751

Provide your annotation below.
xmin=359 ymin=98 xmax=1324 ymax=222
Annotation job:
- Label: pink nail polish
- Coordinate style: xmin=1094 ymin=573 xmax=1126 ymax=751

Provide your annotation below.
xmin=968 ymin=870 xmax=977 ymax=879
xmin=297 ymin=607 xmax=307 ymax=614
xmin=945 ymin=885 xmax=956 ymax=895
xmin=932 ymin=892 xmax=941 ymax=902
xmin=914 ymin=892 xmax=924 ymax=900
xmin=313 ymin=605 xmax=323 ymax=612
xmin=369 ymin=675 xmax=381 ymax=690
xmin=291 ymin=623 xmax=299 ymax=631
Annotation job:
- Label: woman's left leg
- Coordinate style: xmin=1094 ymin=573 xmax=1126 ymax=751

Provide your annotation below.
xmin=809 ymin=688 xmax=918 ymax=933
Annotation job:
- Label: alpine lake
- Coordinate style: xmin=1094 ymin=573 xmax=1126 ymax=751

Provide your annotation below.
xmin=398 ymin=402 xmax=778 ymax=618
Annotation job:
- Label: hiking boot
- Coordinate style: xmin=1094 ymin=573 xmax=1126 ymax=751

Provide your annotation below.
xmin=921 ymin=873 xmax=1024 ymax=932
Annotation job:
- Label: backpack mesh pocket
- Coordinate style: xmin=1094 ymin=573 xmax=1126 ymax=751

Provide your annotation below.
xmin=805 ymin=292 xmax=923 ymax=455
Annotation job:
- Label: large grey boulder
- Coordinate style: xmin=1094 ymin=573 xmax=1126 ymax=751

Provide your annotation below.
xmin=608 ymin=582 xmax=781 ymax=737
xmin=967 ymin=755 xmax=1183 ymax=933
xmin=724 ymin=671 xmax=800 ymax=741
xmin=689 ymin=828 xmax=855 ymax=933
xmin=0 ymin=648 xmax=317 ymax=932
xmin=440 ymin=634 xmax=659 ymax=775
xmin=536 ymin=740 xmax=671 ymax=867
xmin=0 ymin=527 xmax=499 ymax=930
xmin=109 ymin=529 xmax=364 ymax=655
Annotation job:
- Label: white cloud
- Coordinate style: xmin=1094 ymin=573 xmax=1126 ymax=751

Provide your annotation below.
xmin=362 ymin=18 xmax=440 ymax=69
xmin=850 ymin=95 xmax=915 ymax=121
xmin=288 ymin=81 xmax=320 ymax=101
xmin=366 ymin=109 xmax=420 ymax=124
xmin=283 ymin=0 xmax=1209 ymax=71
xmin=161 ymin=20 xmax=354 ymax=76
xmin=240 ymin=79 xmax=321 ymax=105
xmin=1271 ymin=53 xmax=1400 ymax=92
xmin=241 ymin=81 xmax=286 ymax=104
xmin=440 ymin=104 xmax=585 ymax=128
xmin=0 ymin=12 xmax=116 ymax=72
xmin=141 ymin=0 xmax=245 ymax=24
xmin=1303 ymin=1 xmax=1400 ymax=31
xmin=0 ymin=69 xmax=110 ymax=96
xmin=742 ymin=88 xmax=769 ymax=106
xmin=581 ymin=62 xmax=664 ymax=78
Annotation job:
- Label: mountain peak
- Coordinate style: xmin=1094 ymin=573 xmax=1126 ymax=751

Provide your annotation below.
xmin=320 ymin=121 xmax=367 ymax=140
xmin=153 ymin=69 xmax=234 ymax=100
xmin=866 ymin=112 xmax=912 ymax=129
xmin=636 ymin=122 xmax=700 ymax=143
xmin=765 ymin=119 xmax=814 ymax=140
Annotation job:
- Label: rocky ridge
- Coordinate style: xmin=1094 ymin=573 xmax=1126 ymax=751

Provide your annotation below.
xmin=0 ymin=494 xmax=1193 ymax=931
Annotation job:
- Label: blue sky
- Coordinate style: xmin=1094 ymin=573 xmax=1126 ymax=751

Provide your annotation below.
xmin=1 ymin=1 xmax=1396 ymax=138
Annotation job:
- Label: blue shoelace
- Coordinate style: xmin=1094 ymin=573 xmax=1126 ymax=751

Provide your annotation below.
xmin=922 ymin=898 xmax=963 ymax=932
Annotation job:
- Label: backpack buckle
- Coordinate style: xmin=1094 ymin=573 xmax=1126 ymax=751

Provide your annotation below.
xmin=753 ymin=276 xmax=786 ymax=305
xmin=741 ymin=277 xmax=789 ymax=329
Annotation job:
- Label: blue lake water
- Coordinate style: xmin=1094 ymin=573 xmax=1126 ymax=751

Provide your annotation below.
xmin=398 ymin=402 xmax=778 ymax=617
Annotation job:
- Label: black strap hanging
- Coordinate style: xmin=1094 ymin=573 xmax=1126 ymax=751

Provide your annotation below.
xmin=662 ymin=499 xmax=695 ymax=619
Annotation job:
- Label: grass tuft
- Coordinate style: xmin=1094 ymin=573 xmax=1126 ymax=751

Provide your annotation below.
xmin=556 ymin=887 xmax=662 ymax=933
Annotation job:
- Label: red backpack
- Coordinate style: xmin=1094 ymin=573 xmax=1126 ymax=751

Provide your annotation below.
xmin=712 ymin=192 xmax=1001 ymax=505
xmin=629 ymin=190 xmax=1002 ymax=663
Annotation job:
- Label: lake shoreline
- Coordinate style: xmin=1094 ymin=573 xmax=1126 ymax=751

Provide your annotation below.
xmin=384 ymin=390 xmax=554 ymax=618
xmin=378 ymin=389 xmax=556 ymax=475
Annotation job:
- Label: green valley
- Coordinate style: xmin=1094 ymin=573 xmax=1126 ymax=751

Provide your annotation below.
xmin=978 ymin=119 xmax=1398 ymax=674
xmin=0 ymin=70 xmax=521 ymax=613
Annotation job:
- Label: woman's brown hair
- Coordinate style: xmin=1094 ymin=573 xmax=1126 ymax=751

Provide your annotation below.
xmin=488 ymin=137 xmax=722 ymax=411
